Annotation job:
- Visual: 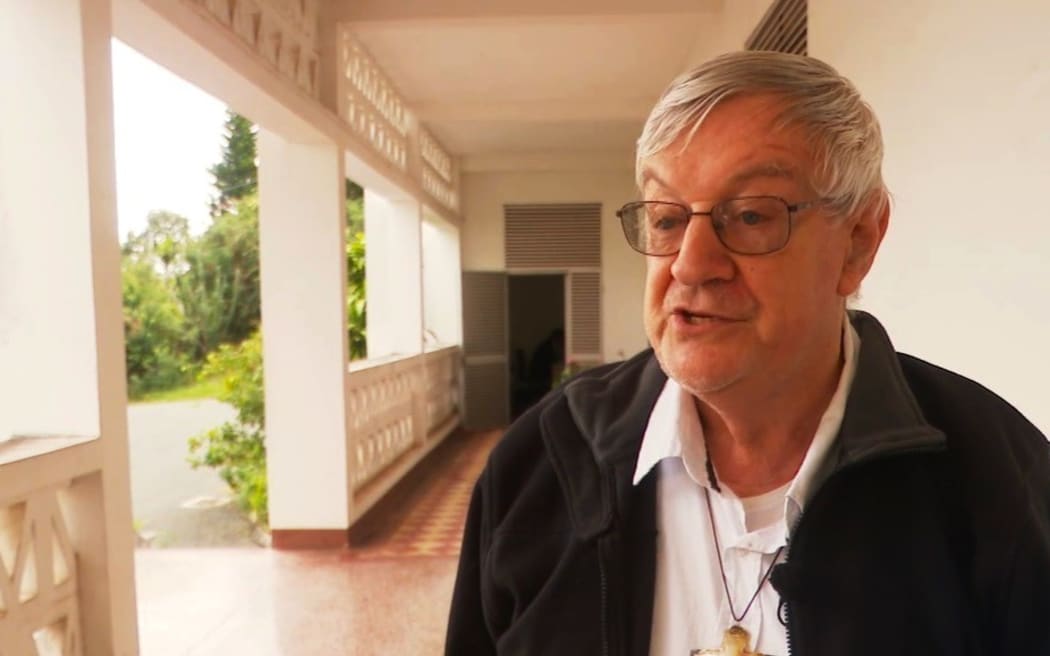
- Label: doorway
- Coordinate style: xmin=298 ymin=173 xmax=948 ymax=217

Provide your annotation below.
xmin=507 ymin=274 xmax=566 ymax=419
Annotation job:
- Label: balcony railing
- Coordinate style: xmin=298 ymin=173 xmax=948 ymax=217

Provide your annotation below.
xmin=194 ymin=0 xmax=321 ymax=97
xmin=345 ymin=346 xmax=461 ymax=521
xmin=0 ymin=436 xmax=101 ymax=656
xmin=337 ymin=30 xmax=461 ymax=214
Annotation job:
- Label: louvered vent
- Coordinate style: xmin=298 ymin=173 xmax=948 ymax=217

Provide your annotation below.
xmin=505 ymin=204 xmax=601 ymax=269
xmin=569 ymin=272 xmax=601 ymax=357
xmin=746 ymin=0 xmax=807 ymax=55
xmin=462 ymin=272 xmax=507 ymax=355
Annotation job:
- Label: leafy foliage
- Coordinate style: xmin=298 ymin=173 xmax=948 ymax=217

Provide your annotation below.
xmin=345 ymin=180 xmax=366 ymax=358
xmin=122 ymin=210 xmax=191 ymax=279
xmin=121 ymin=216 xmax=193 ymax=397
xmin=177 ymin=194 xmax=261 ymax=359
xmin=187 ymin=331 xmax=268 ymax=524
xmin=346 ymin=179 xmax=364 ymax=233
xmin=347 ymin=225 xmax=366 ymax=359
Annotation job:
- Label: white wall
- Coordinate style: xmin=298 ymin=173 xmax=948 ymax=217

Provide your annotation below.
xmin=422 ymin=211 xmax=463 ymax=346
xmin=683 ymin=0 xmax=774 ymax=67
xmin=364 ymin=190 xmax=424 ymax=358
xmin=461 ymin=169 xmax=648 ymax=362
xmin=811 ymin=0 xmax=1050 ymax=433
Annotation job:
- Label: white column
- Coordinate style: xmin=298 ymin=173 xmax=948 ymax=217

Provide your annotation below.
xmin=422 ymin=212 xmax=464 ymax=347
xmin=0 ymin=1 xmax=100 ymax=438
xmin=0 ymin=0 xmax=139 ymax=652
xmin=258 ymin=130 xmax=351 ymax=539
xmin=364 ymin=189 xmax=424 ymax=358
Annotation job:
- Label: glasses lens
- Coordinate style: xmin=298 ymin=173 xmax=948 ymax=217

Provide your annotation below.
xmin=716 ymin=197 xmax=791 ymax=254
xmin=622 ymin=202 xmax=688 ymax=255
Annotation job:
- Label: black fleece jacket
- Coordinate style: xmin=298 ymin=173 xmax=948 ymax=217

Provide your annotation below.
xmin=446 ymin=312 xmax=1050 ymax=655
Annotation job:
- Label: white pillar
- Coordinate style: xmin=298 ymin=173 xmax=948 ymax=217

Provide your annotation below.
xmin=364 ymin=189 xmax=424 ymax=357
xmin=422 ymin=212 xmax=464 ymax=347
xmin=0 ymin=0 xmax=139 ymax=652
xmin=258 ymin=130 xmax=351 ymax=545
xmin=0 ymin=2 xmax=100 ymax=438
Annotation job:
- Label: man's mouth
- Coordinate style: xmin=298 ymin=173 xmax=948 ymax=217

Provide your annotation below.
xmin=673 ymin=309 xmax=736 ymax=324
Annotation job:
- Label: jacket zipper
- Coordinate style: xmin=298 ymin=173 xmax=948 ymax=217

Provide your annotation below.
xmin=782 ymin=510 xmax=803 ymax=656
xmin=598 ymin=546 xmax=610 ymax=656
xmin=775 ymin=449 xmax=937 ymax=656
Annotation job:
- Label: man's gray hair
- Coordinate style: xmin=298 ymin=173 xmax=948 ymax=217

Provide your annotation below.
xmin=636 ymin=51 xmax=888 ymax=217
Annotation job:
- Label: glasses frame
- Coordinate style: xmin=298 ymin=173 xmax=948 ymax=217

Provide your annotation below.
xmin=616 ymin=196 xmax=823 ymax=256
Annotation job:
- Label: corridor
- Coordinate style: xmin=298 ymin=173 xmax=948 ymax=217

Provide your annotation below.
xmin=134 ymin=429 xmax=500 ymax=655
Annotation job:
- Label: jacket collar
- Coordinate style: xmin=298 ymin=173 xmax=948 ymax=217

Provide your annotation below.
xmin=834 ymin=310 xmax=946 ymax=468
xmin=540 ymin=350 xmax=667 ymax=540
xmin=542 ymin=310 xmax=945 ymax=538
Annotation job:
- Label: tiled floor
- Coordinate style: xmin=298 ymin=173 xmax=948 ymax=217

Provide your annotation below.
xmin=347 ymin=429 xmax=497 ymax=559
xmin=135 ymin=429 xmax=500 ymax=656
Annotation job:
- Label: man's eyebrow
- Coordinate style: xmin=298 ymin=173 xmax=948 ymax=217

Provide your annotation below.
xmin=638 ymin=166 xmax=670 ymax=190
xmin=725 ymin=161 xmax=801 ymax=188
xmin=634 ymin=165 xmax=676 ymax=194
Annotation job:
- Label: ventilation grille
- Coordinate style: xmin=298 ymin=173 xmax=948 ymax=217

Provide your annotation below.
xmin=569 ymin=272 xmax=601 ymax=356
xmin=746 ymin=0 xmax=807 ymax=55
xmin=505 ymin=204 xmax=601 ymax=269
xmin=462 ymin=272 xmax=506 ymax=355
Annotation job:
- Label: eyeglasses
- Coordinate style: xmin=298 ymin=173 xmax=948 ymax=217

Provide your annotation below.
xmin=616 ymin=196 xmax=822 ymax=256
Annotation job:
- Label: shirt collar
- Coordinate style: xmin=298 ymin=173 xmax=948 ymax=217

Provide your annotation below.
xmin=633 ymin=314 xmax=862 ymax=520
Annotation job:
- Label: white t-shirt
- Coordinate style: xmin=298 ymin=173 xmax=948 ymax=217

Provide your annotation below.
xmin=632 ymin=316 xmax=861 ymax=655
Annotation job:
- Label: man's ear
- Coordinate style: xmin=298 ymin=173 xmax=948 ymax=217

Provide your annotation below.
xmin=837 ymin=193 xmax=890 ymax=297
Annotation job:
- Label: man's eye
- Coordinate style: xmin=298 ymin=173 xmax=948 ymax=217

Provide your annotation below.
xmin=653 ymin=216 xmax=683 ymax=231
xmin=737 ymin=210 xmax=768 ymax=226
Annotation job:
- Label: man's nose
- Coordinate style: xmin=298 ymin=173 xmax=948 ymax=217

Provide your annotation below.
xmin=669 ymin=214 xmax=736 ymax=285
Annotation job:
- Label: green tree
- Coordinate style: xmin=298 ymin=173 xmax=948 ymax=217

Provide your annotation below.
xmin=121 ymin=211 xmax=194 ymax=396
xmin=209 ymin=111 xmax=257 ymax=217
xmin=177 ymin=194 xmax=261 ymax=359
xmin=122 ymin=210 xmax=191 ymax=279
xmin=346 ymin=180 xmax=364 ymax=234
xmin=122 ymin=258 xmax=191 ymax=396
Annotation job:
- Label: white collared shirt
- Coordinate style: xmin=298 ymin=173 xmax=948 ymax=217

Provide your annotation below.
xmin=634 ymin=316 xmax=861 ymax=656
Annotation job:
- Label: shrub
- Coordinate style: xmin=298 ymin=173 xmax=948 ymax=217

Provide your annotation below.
xmin=187 ymin=331 xmax=268 ymax=525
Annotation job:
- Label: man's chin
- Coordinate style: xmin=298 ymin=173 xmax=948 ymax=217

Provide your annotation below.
xmin=655 ymin=346 xmax=745 ymax=397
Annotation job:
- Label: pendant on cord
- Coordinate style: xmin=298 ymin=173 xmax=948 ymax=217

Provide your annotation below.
xmin=697 ymin=489 xmax=784 ymax=656
xmin=691 ymin=625 xmax=768 ymax=656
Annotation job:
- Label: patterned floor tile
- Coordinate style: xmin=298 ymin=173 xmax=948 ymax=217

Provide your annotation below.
xmin=348 ymin=429 xmax=500 ymax=559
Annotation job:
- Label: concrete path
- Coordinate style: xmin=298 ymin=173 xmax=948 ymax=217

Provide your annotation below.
xmin=126 ymin=399 xmax=259 ymax=548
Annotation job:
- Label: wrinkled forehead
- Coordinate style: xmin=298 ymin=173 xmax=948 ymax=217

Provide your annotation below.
xmin=638 ymin=159 xmax=806 ymax=195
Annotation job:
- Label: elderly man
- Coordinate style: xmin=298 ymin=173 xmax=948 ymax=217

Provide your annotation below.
xmin=446 ymin=51 xmax=1050 ymax=655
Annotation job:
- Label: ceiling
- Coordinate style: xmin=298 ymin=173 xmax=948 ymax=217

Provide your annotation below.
xmin=333 ymin=0 xmax=740 ymax=168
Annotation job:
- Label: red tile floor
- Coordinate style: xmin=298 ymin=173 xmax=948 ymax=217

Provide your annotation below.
xmin=135 ymin=429 xmax=500 ymax=655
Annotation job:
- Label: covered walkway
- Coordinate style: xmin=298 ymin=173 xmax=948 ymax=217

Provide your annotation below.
xmin=134 ymin=429 xmax=499 ymax=655
xmin=5 ymin=1 xmax=1049 ymax=652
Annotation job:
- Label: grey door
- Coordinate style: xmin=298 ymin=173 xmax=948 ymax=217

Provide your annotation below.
xmin=461 ymin=271 xmax=509 ymax=430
